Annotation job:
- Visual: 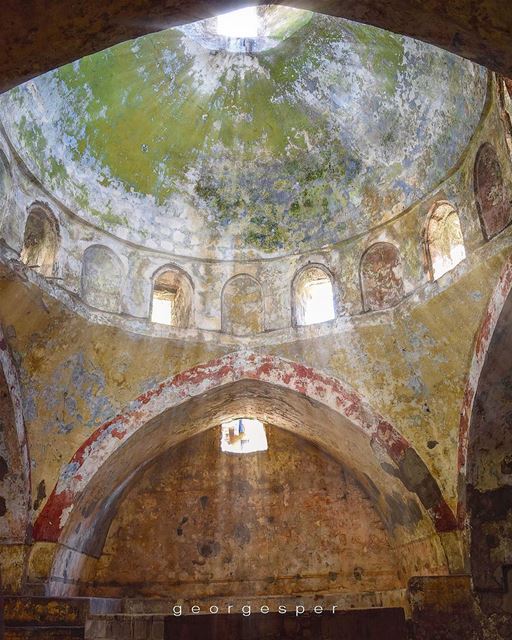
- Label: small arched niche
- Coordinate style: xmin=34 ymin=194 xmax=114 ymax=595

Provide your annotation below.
xmin=81 ymin=245 xmax=123 ymax=313
xmin=424 ymin=202 xmax=466 ymax=280
xmin=221 ymin=274 xmax=264 ymax=336
xmin=150 ymin=265 xmax=193 ymax=328
xmin=474 ymin=143 xmax=511 ymax=239
xmin=20 ymin=205 xmax=59 ymax=277
xmin=360 ymin=242 xmax=404 ymax=312
xmin=292 ymin=264 xmax=335 ymax=326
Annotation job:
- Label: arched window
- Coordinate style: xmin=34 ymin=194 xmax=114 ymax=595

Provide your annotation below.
xmin=474 ymin=143 xmax=511 ymax=239
xmin=81 ymin=245 xmax=123 ymax=313
xmin=20 ymin=205 xmax=59 ymax=276
xmin=425 ymin=203 xmax=466 ymax=280
xmin=150 ymin=266 xmax=193 ymax=328
xmin=292 ymin=265 xmax=335 ymax=326
xmin=221 ymin=274 xmax=264 ymax=336
xmin=360 ymin=243 xmax=404 ymax=312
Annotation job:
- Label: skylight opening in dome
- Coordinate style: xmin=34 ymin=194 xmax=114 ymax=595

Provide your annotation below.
xmin=217 ymin=6 xmax=259 ymax=38
xmin=221 ymin=418 xmax=268 ymax=454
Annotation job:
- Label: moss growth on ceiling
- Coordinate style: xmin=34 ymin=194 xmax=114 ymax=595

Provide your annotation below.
xmin=0 ymin=9 xmax=487 ymax=258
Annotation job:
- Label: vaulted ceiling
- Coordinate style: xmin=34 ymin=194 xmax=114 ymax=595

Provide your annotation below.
xmin=0 ymin=8 xmax=486 ymax=258
xmin=0 ymin=0 xmax=511 ymax=96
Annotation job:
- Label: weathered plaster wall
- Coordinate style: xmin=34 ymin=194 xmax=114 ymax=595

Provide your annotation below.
xmin=0 ymin=232 xmax=507 ymax=597
xmin=89 ymin=426 xmax=401 ymax=598
xmin=0 ymin=238 xmax=511 ymax=583
xmin=466 ymin=287 xmax=512 ymax=624
xmin=0 ymin=10 xmax=511 ymax=626
xmin=36 ymin=355 xmax=453 ymax=598
xmin=0 ymin=339 xmax=29 ymax=547
xmin=0 ymin=325 xmax=30 ymax=594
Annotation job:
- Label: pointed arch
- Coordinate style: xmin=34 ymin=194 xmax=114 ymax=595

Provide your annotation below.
xmin=34 ymin=353 xmax=457 ymax=595
xmin=29 ymin=352 xmax=458 ymax=596
xmin=457 ymin=255 xmax=512 ymax=606
xmin=34 ymin=352 xmax=455 ymax=549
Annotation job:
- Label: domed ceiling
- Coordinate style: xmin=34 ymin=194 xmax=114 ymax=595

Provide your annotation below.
xmin=0 ymin=6 xmax=486 ymax=259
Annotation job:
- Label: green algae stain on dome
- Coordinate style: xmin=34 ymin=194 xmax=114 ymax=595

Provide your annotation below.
xmin=0 ymin=8 xmax=487 ymax=259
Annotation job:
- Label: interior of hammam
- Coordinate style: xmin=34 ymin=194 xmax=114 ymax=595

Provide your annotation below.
xmin=1 ymin=2 xmax=512 ymax=638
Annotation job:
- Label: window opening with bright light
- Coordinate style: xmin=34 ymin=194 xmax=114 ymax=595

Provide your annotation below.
xmin=151 ymin=287 xmax=176 ymax=325
xmin=150 ymin=267 xmax=193 ymax=328
xmin=221 ymin=418 xmax=268 ymax=454
xmin=303 ymin=278 xmax=335 ymax=325
xmin=425 ymin=203 xmax=466 ymax=280
xmin=217 ymin=6 xmax=259 ymax=38
xmin=293 ymin=266 xmax=335 ymax=326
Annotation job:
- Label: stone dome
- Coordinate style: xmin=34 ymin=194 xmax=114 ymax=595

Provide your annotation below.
xmin=0 ymin=6 xmax=486 ymax=260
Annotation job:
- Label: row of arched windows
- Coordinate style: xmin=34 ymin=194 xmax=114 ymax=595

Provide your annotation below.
xmin=17 ymin=142 xmax=511 ymax=333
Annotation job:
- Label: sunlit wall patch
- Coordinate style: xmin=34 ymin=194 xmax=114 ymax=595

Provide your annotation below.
xmin=221 ymin=418 xmax=268 ymax=454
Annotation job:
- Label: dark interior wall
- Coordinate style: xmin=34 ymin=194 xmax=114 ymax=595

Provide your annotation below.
xmin=164 ymin=609 xmax=408 ymax=640
xmin=467 ymin=290 xmax=512 ymax=620
xmin=88 ymin=425 xmax=401 ymax=598
xmin=1 ymin=0 xmax=512 ymax=94
xmin=0 ymin=361 xmax=27 ymax=546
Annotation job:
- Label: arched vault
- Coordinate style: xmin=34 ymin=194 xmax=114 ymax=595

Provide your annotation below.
xmin=457 ymin=253 xmax=512 ymax=523
xmin=0 ymin=325 xmax=30 ymax=544
xmin=35 ymin=353 xmax=456 ymax=566
xmin=456 ymin=253 xmax=512 ymax=606
xmin=0 ymin=1 xmax=512 ymax=93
